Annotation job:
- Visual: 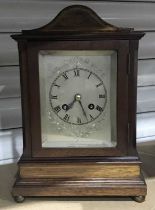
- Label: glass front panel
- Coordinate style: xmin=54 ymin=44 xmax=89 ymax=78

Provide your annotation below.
xmin=38 ymin=50 xmax=117 ymax=148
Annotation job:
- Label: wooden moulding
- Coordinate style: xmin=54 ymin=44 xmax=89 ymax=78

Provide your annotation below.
xmin=13 ymin=182 xmax=146 ymax=197
xmin=19 ymin=163 xmax=140 ymax=179
xmin=13 ymin=168 xmax=146 ymax=197
xmin=12 ymin=160 xmax=146 ymax=198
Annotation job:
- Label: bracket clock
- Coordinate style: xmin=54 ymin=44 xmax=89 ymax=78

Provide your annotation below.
xmin=11 ymin=5 xmax=147 ymax=202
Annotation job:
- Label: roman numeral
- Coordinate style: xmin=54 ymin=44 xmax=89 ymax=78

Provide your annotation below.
xmin=53 ymin=83 xmax=60 ymax=88
xmin=63 ymin=114 xmax=70 ymax=122
xmin=96 ymin=82 xmax=103 ymax=88
xmin=51 ymin=95 xmax=57 ymax=99
xmin=99 ymin=94 xmax=105 ymax=98
xmin=96 ymin=105 xmax=103 ymax=112
xmin=89 ymin=114 xmax=94 ymax=121
xmin=54 ymin=106 xmax=61 ymax=113
xmin=62 ymin=72 xmax=68 ymax=80
xmin=74 ymin=69 xmax=80 ymax=77
xmin=88 ymin=72 xmax=92 ymax=79
xmin=77 ymin=117 xmax=82 ymax=124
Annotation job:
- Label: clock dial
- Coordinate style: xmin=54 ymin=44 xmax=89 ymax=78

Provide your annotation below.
xmin=49 ymin=68 xmax=107 ymax=125
xmin=39 ymin=50 xmax=117 ymax=148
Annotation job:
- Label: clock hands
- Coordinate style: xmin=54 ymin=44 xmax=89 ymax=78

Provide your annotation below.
xmin=65 ymin=94 xmax=80 ymax=112
xmin=65 ymin=98 xmax=76 ymax=112
xmin=66 ymin=94 xmax=88 ymax=121
xmin=78 ymin=100 xmax=88 ymax=121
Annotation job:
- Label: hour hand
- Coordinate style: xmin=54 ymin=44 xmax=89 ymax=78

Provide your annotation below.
xmin=66 ymin=98 xmax=76 ymax=112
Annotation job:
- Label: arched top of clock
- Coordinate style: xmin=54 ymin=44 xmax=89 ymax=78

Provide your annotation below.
xmin=11 ymin=5 xmax=144 ymax=40
xmin=24 ymin=5 xmax=125 ymax=33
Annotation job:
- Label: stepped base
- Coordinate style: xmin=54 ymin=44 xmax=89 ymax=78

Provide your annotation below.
xmin=12 ymin=161 xmax=147 ymax=201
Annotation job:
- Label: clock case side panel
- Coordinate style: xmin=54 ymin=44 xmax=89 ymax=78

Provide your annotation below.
xmin=18 ymin=41 xmax=32 ymax=159
xmin=127 ymin=40 xmax=139 ymax=156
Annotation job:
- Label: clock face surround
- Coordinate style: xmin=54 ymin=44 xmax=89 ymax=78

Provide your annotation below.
xmin=49 ymin=68 xmax=107 ymax=125
xmin=39 ymin=50 xmax=117 ymax=148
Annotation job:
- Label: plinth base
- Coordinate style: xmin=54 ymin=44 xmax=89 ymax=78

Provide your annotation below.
xmin=12 ymin=161 xmax=147 ymax=202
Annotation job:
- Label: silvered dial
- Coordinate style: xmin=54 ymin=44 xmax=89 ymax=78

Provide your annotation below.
xmin=49 ymin=68 xmax=107 ymax=125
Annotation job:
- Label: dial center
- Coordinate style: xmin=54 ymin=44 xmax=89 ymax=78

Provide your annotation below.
xmin=75 ymin=94 xmax=81 ymax=101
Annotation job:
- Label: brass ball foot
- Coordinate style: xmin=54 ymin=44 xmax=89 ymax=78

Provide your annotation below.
xmin=132 ymin=196 xmax=145 ymax=203
xmin=13 ymin=195 xmax=25 ymax=203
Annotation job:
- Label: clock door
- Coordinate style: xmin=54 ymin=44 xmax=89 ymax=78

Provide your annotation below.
xmin=27 ymin=40 xmax=129 ymax=158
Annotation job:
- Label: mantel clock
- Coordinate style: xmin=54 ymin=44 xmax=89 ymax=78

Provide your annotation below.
xmin=11 ymin=5 xmax=147 ymax=202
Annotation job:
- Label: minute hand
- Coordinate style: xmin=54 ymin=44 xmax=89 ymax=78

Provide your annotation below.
xmin=78 ymin=100 xmax=88 ymax=120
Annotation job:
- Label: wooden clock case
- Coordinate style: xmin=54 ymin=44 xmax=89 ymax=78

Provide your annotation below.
xmin=11 ymin=5 xmax=146 ymax=202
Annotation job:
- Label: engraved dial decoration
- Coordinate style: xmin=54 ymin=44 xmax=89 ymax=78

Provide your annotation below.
xmin=49 ymin=68 xmax=107 ymax=125
xmin=39 ymin=50 xmax=117 ymax=148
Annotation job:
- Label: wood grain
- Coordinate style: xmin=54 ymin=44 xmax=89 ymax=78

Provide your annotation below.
xmin=0 ymin=98 xmax=21 ymax=129
xmin=1 ymin=1 xmax=155 ymax=32
xmin=0 ymin=34 xmax=18 ymax=65
xmin=138 ymin=59 xmax=155 ymax=86
xmin=20 ymin=163 xmax=140 ymax=179
xmin=0 ymin=66 xmax=20 ymax=98
xmin=13 ymin=176 xmax=146 ymax=197
xmin=137 ymin=86 xmax=155 ymax=113
xmin=0 ymin=32 xmax=153 ymax=66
